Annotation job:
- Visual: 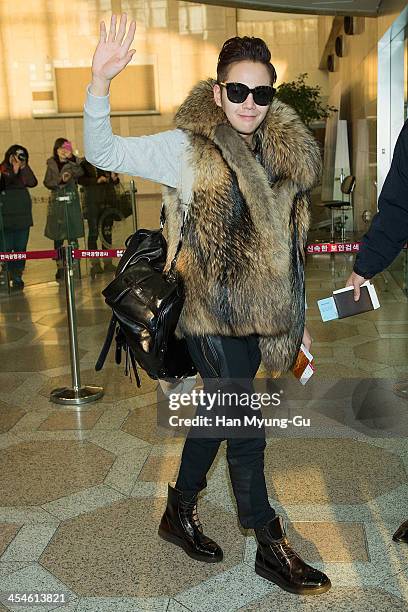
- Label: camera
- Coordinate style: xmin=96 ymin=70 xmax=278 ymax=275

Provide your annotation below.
xmin=16 ymin=153 xmax=27 ymax=162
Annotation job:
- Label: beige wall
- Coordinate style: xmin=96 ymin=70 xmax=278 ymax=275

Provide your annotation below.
xmin=2 ymin=1 xmax=406 ymax=242
xmin=317 ymin=2 xmax=407 ymax=231
xmin=0 ymin=0 xmax=236 ymax=199
xmin=238 ymin=10 xmax=328 ymax=94
xmin=0 ymin=0 xmax=237 ymax=249
xmin=0 ymin=1 xmax=328 ymax=252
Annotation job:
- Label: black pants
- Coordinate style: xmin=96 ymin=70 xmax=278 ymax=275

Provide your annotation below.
xmin=87 ymin=211 xmax=113 ymax=250
xmin=175 ymin=334 xmax=276 ymax=529
xmin=3 ymin=228 xmax=30 ymax=273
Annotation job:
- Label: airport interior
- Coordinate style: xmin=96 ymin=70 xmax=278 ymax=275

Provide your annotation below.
xmin=1 ymin=0 xmax=408 ymax=610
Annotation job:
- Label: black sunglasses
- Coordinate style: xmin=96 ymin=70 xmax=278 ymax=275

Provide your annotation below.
xmin=219 ymin=81 xmax=276 ymax=106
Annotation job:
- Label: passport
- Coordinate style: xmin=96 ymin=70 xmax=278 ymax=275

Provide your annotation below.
xmin=318 ymin=282 xmax=380 ymax=321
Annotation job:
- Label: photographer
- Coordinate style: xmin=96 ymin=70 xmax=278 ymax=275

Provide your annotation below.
xmin=0 ymin=144 xmax=38 ymax=290
xmin=43 ymin=138 xmax=84 ymax=281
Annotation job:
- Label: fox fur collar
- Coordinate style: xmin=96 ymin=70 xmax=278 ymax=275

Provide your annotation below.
xmin=163 ymin=79 xmax=321 ymax=375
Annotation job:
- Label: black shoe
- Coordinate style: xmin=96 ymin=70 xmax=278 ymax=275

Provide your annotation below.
xmin=55 ymin=268 xmax=64 ymax=282
xmin=11 ymin=279 xmax=24 ymax=291
xmin=255 ymin=516 xmax=331 ymax=596
xmin=158 ymin=483 xmax=223 ymax=563
xmin=393 ymin=520 xmax=408 ymax=543
xmin=10 ymin=273 xmax=24 ymax=291
xmin=92 ymin=261 xmax=103 ymax=273
xmin=103 ymin=261 xmax=116 ymax=274
xmin=90 ymin=261 xmax=103 ymax=280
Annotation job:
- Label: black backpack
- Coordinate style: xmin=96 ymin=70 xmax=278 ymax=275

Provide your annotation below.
xmin=95 ymin=206 xmax=196 ymax=386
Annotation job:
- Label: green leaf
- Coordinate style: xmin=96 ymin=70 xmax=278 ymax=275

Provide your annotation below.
xmin=275 ymin=73 xmax=337 ymax=126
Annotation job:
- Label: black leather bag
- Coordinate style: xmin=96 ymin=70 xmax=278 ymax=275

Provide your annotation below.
xmin=95 ymin=206 xmax=196 ymax=386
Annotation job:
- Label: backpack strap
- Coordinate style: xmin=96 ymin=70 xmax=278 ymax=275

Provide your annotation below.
xmin=95 ymin=314 xmax=117 ymax=371
xmin=168 ymin=208 xmax=187 ymax=277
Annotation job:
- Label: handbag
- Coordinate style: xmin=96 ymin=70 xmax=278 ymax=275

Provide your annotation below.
xmin=95 ymin=204 xmax=197 ymax=387
xmin=114 ymin=183 xmax=133 ymax=219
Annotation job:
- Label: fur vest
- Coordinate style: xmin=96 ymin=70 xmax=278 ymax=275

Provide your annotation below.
xmin=162 ymin=79 xmax=321 ymax=375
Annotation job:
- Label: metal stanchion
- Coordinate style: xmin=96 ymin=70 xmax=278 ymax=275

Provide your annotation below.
xmin=0 ymin=193 xmax=11 ymax=295
xmin=50 ymin=244 xmax=104 ymax=406
xmin=393 ymin=380 xmax=408 ymax=400
xmin=130 ymin=179 xmax=138 ymax=232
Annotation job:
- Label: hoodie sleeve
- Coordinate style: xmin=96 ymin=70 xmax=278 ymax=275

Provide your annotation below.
xmin=354 ymin=121 xmax=408 ymax=278
xmin=83 ymin=85 xmax=186 ymax=188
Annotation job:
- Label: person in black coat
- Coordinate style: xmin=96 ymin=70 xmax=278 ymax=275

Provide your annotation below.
xmin=78 ymin=159 xmax=119 ymax=276
xmin=346 ymin=121 xmax=408 ymax=544
xmin=347 ymin=121 xmax=408 ymax=296
xmin=0 ymin=144 xmax=38 ymax=290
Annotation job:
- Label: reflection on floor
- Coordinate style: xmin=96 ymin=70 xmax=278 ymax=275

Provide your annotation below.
xmin=0 ymin=252 xmax=408 ymax=611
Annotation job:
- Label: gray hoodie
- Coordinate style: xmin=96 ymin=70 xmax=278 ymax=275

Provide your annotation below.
xmin=83 ymin=86 xmax=193 ymax=204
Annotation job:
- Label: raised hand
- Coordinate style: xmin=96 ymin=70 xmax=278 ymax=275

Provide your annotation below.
xmin=10 ymin=155 xmax=22 ymax=174
xmin=91 ymin=14 xmax=136 ymax=95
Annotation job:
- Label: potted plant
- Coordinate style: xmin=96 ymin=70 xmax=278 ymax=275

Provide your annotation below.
xmin=275 ymin=73 xmax=337 ymax=127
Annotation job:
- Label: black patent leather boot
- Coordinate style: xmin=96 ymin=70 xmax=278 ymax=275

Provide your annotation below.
xmin=158 ymin=483 xmax=223 ymax=563
xmin=393 ymin=520 xmax=408 ymax=543
xmin=255 ymin=516 xmax=331 ymax=595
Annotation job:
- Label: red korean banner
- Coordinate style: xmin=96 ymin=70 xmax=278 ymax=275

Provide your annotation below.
xmin=73 ymin=249 xmax=125 ymax=259
xmin=1 ymin=242 xmax=406 ymax=261
xmin=306 ymin=242 xmax=361 ymax=254
xmin=0 ymin=250 xmax=57 ymax=261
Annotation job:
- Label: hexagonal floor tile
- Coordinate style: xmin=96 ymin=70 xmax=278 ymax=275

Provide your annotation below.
xmin=288 ymin=521 xmax=369 ymax=562
xmin=0 ymin=400 xmax=26 ymax=433
xmin=0 ymin=441 xmax=115 ymax=505
xmin=40 ymin=497 xmax=244 ymax=597
xmin=361 ymin=302 xmax=408 ymax=322
xmin=138 ymin=455 xmax=181 ymax=482
xmin=122 ymin=404 xmax=182 ymax=445
xmin=238 ymin=587 xmax=408 ymax=611
xmin=0 ymin=294 xmax=67 ymax=314
xmin=307 ymin=320 xmax=358 ymax=343
xmin=0 ymin=372 xmax=30 ymax=394
xmin=354 ymin=338 xmax=408 ymax=365
xmin=39 ymin=367 xmax=157 ymax=401
xmin=38 ymin=407 xmax=105 ymax=431
xmin=36 ymin=309 xmax=111 ymax=328
xmin=0 ymin=523 xmax=21 ymax=556
xmin=264 ymin=438 xmax=407 ymax=504
xmin=0 ymin=345 xmax=86 ymax=372
xmin=0 ymin=326 xmax=28 ymax=344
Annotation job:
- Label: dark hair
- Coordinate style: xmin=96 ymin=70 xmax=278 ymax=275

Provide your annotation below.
xmin=53 ymin=137 xmax=69 ymax=160
xmin=217 ymin=37 xmax=277 ymax=85
xmin=2 ymin=144 xmax=29 ymax=166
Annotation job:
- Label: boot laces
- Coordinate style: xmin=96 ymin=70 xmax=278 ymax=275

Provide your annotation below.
xmin=182 ymin=499 xmax=203 ymax=533
xmin=266 ymin=519 xmax=298 ymax=561
xmin=278 ymin=539 xmax=298 ymax=561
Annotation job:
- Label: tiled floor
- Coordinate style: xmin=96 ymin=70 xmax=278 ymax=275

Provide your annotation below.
xmin=0 ymin=253 xmax=408 ymax=611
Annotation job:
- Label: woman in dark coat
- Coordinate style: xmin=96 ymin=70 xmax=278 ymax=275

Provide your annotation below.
xmin=0 ymin=144 xmax=38 ymax=290
xmin=43 ymin=138 xmax=84 ymax=280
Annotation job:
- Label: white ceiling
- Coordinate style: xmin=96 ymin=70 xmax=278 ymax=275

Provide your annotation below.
xmin=187 ymin=0 xmax=382 ymax=16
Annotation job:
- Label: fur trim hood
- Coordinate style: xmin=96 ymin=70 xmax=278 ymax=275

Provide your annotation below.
xmin=175 ymin=78 xmax=321 ymax=192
